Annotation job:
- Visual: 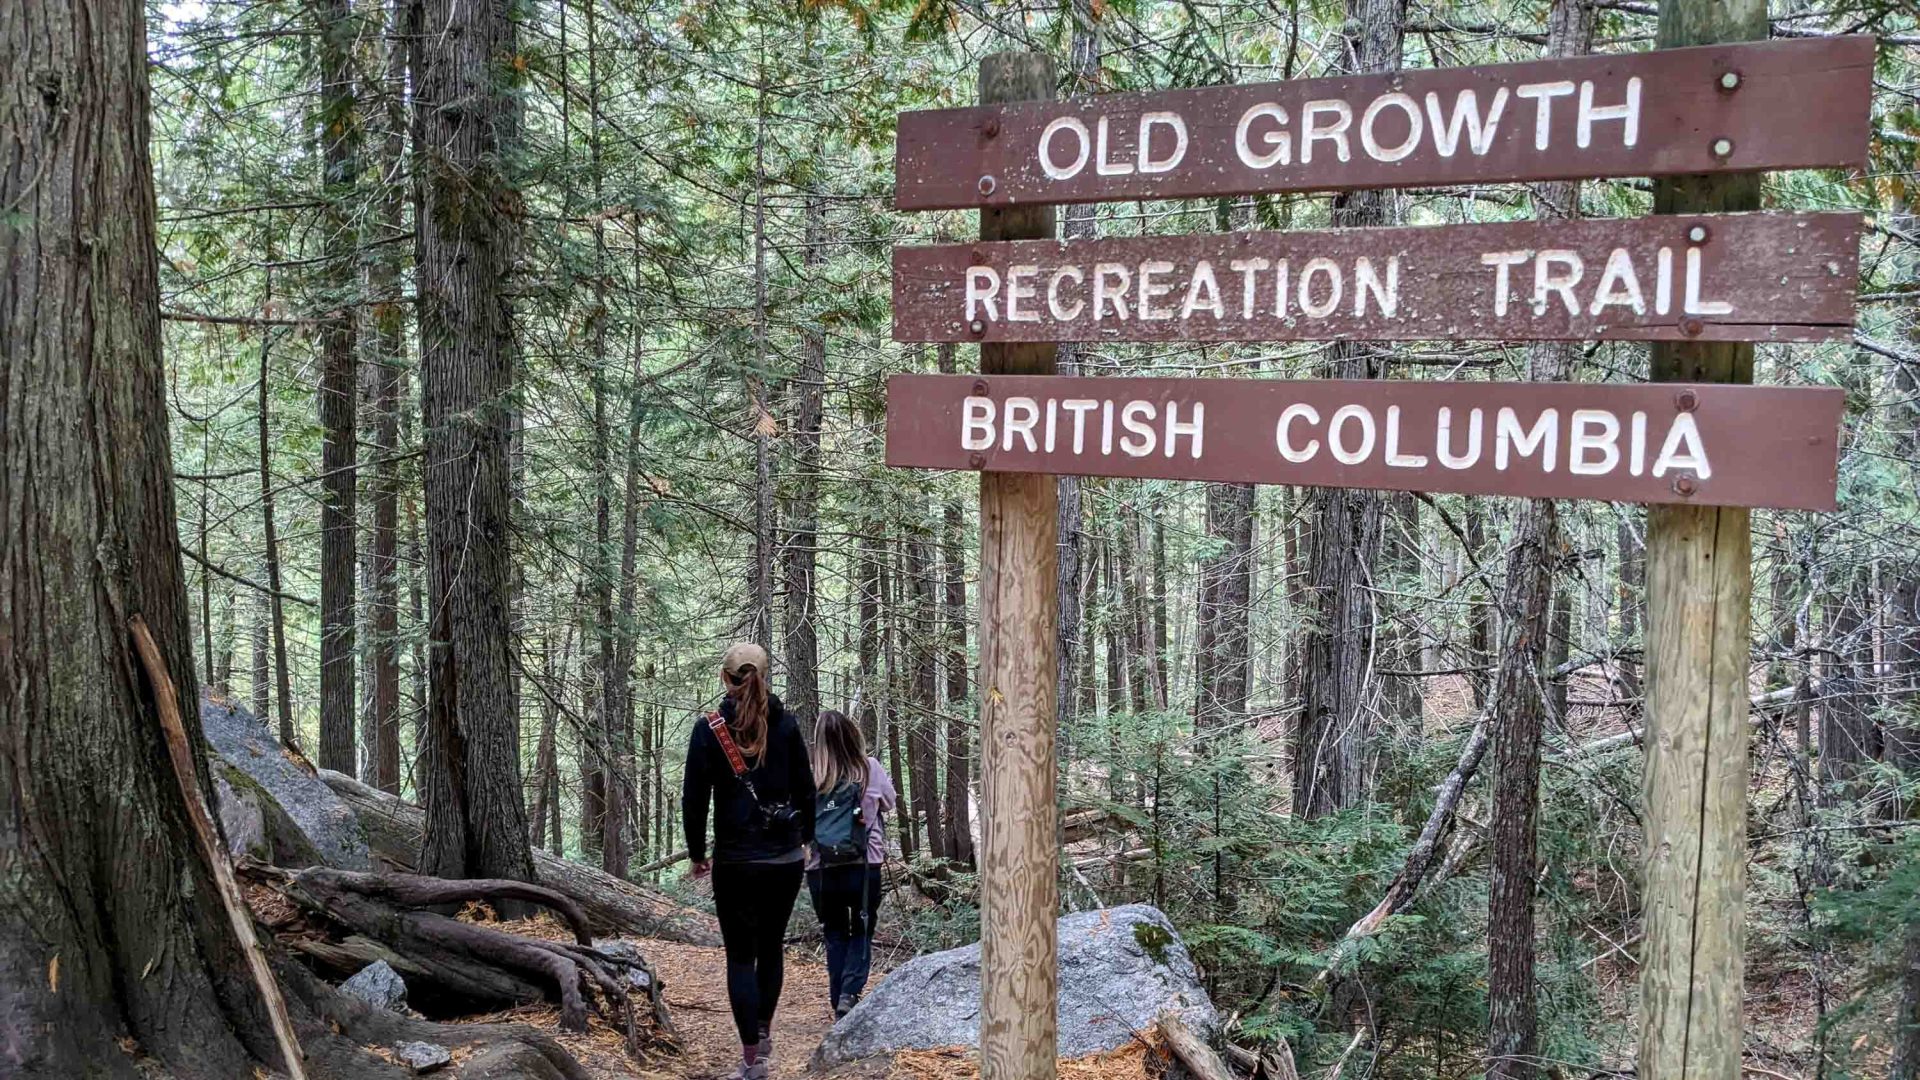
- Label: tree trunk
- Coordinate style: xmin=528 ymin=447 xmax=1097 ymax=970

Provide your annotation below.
xmin=857 ymin=526 xmax=883 ymax=745
xmin=253 ymin=300 xmax=302 ymax=753
xmin=905 ymin=521 xmax=946 ymax=861
xmin=364 ymin=0 xmax=409 ymax=795
xmin=1819 ymin=572 xmax=1879 ymax=799
xmin=1293 ymin=0 xmax=1402 ymax=818
xmin=254 ymin=588 xmax=273 ymax=721
xmin=1485 ymin=8 xmax=1593 ymax=1075
xmin=1464 ymin=504 xmax=1494 ymax=708
xmin=530 ymin=634 xmax=565 ymax=849
xmin=748 ymin=74 xmax=776 ymax=653
xmin=943 ymin=486 xmax=975 ymax=866
xmin=1195 ymin=482 xmax=1255 ymax=727
xmin=577 ymin=575 xmax=606 ymax=867
xmin=315 ymin=0 xmax=360 ymax=776
xmin=883 ymin=541 xmax=915 ymax=860
xmin=783 ymin=189 xmax=826 ymax=733
xmin=0 ymin=0 xmax=292 ymax=1067
xmin=608 ymin=233 xmax=649 ymax=871
xmin=413 ymin=0 xmax=536 ymax=887
xmin=1054 ymin=0 xmax=1099 ymax=748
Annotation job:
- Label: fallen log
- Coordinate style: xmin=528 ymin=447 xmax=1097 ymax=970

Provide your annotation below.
xmin=319 ymin=769 xmax=719 ymax=946
xmin=1555 ymin=679 xmax=1826 ymax=759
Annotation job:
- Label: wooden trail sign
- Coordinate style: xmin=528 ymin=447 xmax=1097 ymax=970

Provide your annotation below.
xmin=892 ymin=211 xmax=1861 ymax=345
xmin=885 ymin=373 xmax=1843 ymax=510
xmin=894 ymin=36 xmax=1873 ymax=211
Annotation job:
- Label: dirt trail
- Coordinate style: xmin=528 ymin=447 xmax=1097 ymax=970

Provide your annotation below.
xmin=508 ymin=938 xmax=841 ymax=1079
xmin=647 ymin=939 xmax=840 ymax=1079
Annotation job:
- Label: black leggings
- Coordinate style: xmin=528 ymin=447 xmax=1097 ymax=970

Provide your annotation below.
xmin=711 ymin=860 xmax=804 ymax=1046
xmin=806 ymin=864 xmax=884 ymax=1004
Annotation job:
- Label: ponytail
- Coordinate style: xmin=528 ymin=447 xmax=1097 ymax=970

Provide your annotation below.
xmin=727 ymin=663 xmax=769 ymax=760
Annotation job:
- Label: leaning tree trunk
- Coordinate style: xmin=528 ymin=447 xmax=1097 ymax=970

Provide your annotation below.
xmin=3 ymin=2 xmax=288 ymax=1071
xmin=413 ymin=0 xmax=537 ymax=887
xmin=1293 ymin=0 xmax=1403 ymax=820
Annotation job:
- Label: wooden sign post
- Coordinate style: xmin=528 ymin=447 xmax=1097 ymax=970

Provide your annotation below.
xmin=1639 ymin=0 xmax=1765 ymax=1076
xmin=893 ymin=34 xmax=1872 ymax=1080
xmin=973 ymin=53 xmax=1061 ymax=1080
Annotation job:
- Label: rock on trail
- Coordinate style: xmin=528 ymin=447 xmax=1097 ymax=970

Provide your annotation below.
xmin=814 ymin=904 xmax=1215 ymax=1068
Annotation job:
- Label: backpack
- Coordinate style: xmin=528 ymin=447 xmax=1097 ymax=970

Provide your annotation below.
xmin=814 ymin=778 xmax=869 ymax=868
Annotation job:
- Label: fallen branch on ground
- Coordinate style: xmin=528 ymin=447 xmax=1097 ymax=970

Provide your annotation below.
xmin=1159 ymin=1014 xmax=1236 ymax=1080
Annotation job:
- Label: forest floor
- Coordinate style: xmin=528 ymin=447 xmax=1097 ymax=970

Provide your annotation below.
xmin=453 ymin=922 xmax=1162 ymax=1080
xmin=459 ymin=935 xmax=840 ymax=1079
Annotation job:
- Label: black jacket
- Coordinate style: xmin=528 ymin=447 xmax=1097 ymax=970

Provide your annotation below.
xmin=681 ymin=694 xmax=816 ymax=864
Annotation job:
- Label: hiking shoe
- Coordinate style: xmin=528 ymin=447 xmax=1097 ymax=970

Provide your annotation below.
xmin=836 ymin=992 xmax=860 ymax=1019
xmin=726 ymin=1061 xmax=768 ymax=1080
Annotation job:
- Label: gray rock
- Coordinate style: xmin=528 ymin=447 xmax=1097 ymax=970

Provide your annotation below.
xmin=201 ymin=693 xmax=370 ymax=870
xmin=394 ymin=1041 xmax=452 ymax=1073
xmin=212 ymin=767 xmax=268 ymax=860
xmin=341 ymin=960 xmax=408 ymax=1012
xmin=814 ymin=904 xmax=1215 ymax=1067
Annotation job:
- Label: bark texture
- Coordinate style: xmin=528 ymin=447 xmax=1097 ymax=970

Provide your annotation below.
xmin=364 ymin=0 xmax=409 ymax=794
xmin=0 ymin=0 xmax=287 ymax=1071
xmin=316 ymin=0 xmax=361 ymax=776
xmin=413 ymin=0 xmax=537 ymax=886
xmin=1485 ymin=5 xmax=1593 ymax=1075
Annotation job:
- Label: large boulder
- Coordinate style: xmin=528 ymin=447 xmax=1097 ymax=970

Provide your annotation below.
xmin=814 ymin=904 xmax=1215 ymax=1067
xmin=201 ymin=693 xmax=370 ymax=870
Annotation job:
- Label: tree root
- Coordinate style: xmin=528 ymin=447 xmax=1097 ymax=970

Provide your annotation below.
xmin=275 ymin=957 xmax=595 ymax=1080
xmin=264 ymin=867 xmax=673 ymax=1057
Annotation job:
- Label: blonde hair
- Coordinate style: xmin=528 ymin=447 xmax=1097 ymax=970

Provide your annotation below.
xmin=812 ymin=710 xmax=867 ymax=795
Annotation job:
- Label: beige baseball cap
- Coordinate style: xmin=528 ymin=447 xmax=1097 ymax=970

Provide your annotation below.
xmin=721 ymin=642 xmax=768 ymax=678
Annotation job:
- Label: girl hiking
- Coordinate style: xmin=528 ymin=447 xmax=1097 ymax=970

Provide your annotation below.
xmin=682 ymin=643 xmax=816 ymax=1079
xmin=805 ymin=710 xmax=897 ymax=1019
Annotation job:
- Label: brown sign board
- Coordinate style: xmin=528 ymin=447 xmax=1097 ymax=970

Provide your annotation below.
xmin=895 ymin=37 xmax=1873 ymax=211
xmin=892 ymin=211 xmax=1860 ymax=344
xmin=885 ymin=374 xmax=1842 ymax=510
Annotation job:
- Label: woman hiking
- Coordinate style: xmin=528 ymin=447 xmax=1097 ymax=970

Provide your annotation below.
xmin=804 ymin=710 xmax=896 ymax=1020
xmin=682 ymin=643 xmax=815 ymax=1079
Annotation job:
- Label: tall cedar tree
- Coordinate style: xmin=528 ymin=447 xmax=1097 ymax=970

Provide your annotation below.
xmin=364 ymin=0 xmax=410 ymax=794
xmin=1 ymin=0 xmax=288 ymax=1069
xmin=315 ymin=0 xmax=360 ymax=775
xmin=413 ymin=0 xmax=538 ymax=885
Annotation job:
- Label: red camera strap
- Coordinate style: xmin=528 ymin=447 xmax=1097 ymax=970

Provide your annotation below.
xmin=706 ymin=712 xmax=752 ymax=778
